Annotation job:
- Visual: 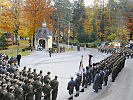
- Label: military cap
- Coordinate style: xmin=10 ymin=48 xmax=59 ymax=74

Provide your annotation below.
xmin=47 ymin=71 xmax=51 ymax=74
xmin=76 ymin=73 xmax=80 ymax=76
xmin=70 ymin=77 xmax=73 ymax=79
xmin=55 ymin=76 xmax=58 ymax=79
xmin=2 ymin=84 xmax=7 ymax=87
xmin=40 ymin=70 xmax=42 ymax=73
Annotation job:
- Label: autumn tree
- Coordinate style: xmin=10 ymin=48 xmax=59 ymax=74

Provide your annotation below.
xmin=23 ymin=0 xmax=54 ymax=47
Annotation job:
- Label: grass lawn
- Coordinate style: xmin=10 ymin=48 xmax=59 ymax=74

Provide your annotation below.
xmin=0 ymin=40 xmax=31 ymax=57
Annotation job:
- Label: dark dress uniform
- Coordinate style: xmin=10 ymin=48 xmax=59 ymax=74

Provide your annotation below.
xmin=103 ymin=69 xmax=109 ymax=86
xmin=16 ymin=54 xmax=21 ymax=66
xmin=74 ymin=74 xmax=81 ymax=97
xmin=93 ymin=73 xmax=100 ymax=92
xmin=67 ymin=77 xmax=75 ymax=100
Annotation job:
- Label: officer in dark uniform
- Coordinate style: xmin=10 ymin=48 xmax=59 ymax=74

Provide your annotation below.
xmin=49 ymin=48 xmax=52 ymax=57
xmin=67 ymin=77 xmax=75 ymax=100
xmin=74 ymin=73 xmax=81 ymax=97
xmin=93 ymin=71 xmax=100 ymax=93
xmin=50 ymin=76 xmax=59 ymax=100
xmin=16 ymin=54 xmax=21 ymax=66
xmin=103 ymin=68 xmax=109 ymax=86
xmin=80 ymin=69 xmax=86 ymax=92
xmin=42 ymin=80 xmax=51 ymax=100
xmin=98 ymin=69 xmax=104 ymax=89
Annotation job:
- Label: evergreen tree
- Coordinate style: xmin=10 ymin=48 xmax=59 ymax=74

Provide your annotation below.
xmin=91 ymin=14 xmax=97 ymax=41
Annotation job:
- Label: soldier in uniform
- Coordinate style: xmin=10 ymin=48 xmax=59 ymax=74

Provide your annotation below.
xmin=6 ymin=86 xmax=15 ymax=100
xmin=80 ymin=68 xmax=86 ymax=92
xmin=98 ymin=69 xmax=104 ymax=89
xmin=103 ymin=68 xmax=109 ymax=86
xmin=38 ymin=70 xmax=43 ymax=84
xmin=93 ymin=71 xmax=100 ymax=93
xmin=49 ymin=48 xmax=52 ymax=57
xmin=32 ymin=69 xmax=37 ymax=80
xmin=34 ymin=76 xmax=42 ymax=100
xmin=1 ymin=84 xmax=8 ymax=100
xmin=44 ymin=72 xmax=51 ymax=84
xmin=25 ymin=80 xmax=34 ymax=100
xmin=16 ymin=54 xmax=21 ymax=66
xmin=42 ymin=80 xmax=51 ymax=100
xmin=50 ymin=76 xmax=59 ymax=100
xmin=14 ymin=82 xmax=23 ymax=100
xmin=67 ymin=77 xmax=75 ymax=100
xmin=74 ymin=73 xmax=81 ymax=97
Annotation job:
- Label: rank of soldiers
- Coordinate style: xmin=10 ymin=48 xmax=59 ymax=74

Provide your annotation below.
xmin=0 ymin=65 xmax=59 ymax=100
xmin=67 ymin=53 xmax=126 ymax=100
xmin=98 ymin=47 xmax=133 ymax=59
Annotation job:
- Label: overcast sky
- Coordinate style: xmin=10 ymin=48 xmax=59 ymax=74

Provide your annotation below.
xmin=70 ymin=0 xmax=109 ymax=7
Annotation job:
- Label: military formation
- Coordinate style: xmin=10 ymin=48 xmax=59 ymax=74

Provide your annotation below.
xmin=0 ymin=53 xmax=59 ymax=100
xmin=98 ymin=47 xmax=133 ymax=59
xmin=67 ymin=52 xmax=126 ymax=100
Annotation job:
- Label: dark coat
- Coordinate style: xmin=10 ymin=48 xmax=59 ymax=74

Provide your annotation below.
xmin=75 ymin=76 xmax=81 ymax=91
xmin=67 ymin=79 xmax=75 ymax=95
xmin=93 ymin=73 xmax=100 ymax=90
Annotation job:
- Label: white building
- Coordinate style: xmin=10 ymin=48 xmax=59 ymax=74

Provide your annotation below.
xmin=35 ymin=20 xmax=52 ymax=50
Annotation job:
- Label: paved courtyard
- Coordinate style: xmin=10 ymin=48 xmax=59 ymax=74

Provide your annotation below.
xmin=21 ymin=49 xmax=133 ymax=100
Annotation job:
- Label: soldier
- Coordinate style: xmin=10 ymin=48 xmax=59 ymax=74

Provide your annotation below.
xmin=50 ymin=76 xmax=59 ymax=100
xmin=42 ymin=80 xmax=51 ymax=100
xmin=67 ymin=77 xmax=75 ymax=100
xmin=84 ymin=67 xmax=91 ymax=88
xmin=49 ymin=48 xmax=52 ymax=57
xmin=32 ymin=69 xmax=37 ymax=80
xmin=22 ymin=66 xmax=27 ymax=77
xmin=25 ymin=80 xmax=34 ymax=100
xmin=44 ymin=72 xmax=51 ymax=84
xmin=103 ymin=68 xmax=109 ymax=86
xmin=38 ymin=70 xmax=43 ymax=84
xmin=1 ymin=84 xmax=8 ymax=100
xmin=88 ymin=55 xmax=93 ymax=67
xmin=98 ymin=69 xmax=104 ymax=89
xmin=6 ymin=86 xmax=15 ymax=100
xmin=74 ymin=73 xmax=81 ymax=97
xmin=14 ymin=82 xmax=23 ymax=100
xmin=80 ymin=69 xmax=86 ymax=92
xmin=93 ymin=71 xmax=100 ymax=93
xmin=16 ymin=54 xmax=21 ymax=66
xmin=34 ymin=76 xmax=42 ymax=100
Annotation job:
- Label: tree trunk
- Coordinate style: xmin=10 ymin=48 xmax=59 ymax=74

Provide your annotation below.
xmin=32 ymin=34 xmax=35 ymax=48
